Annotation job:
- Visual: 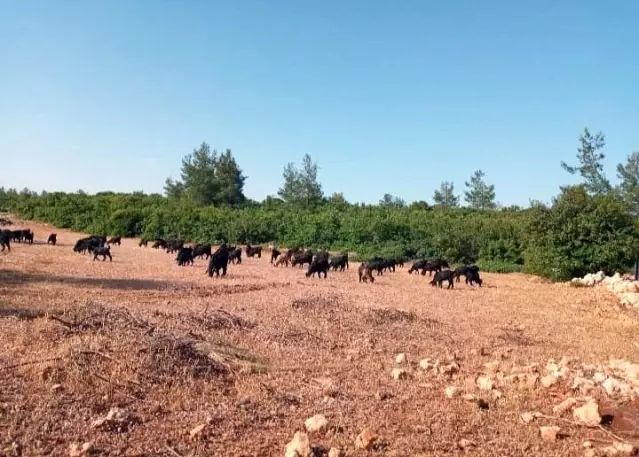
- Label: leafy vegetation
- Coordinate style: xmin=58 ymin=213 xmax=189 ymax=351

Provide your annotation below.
xmin=2 ymin=128 xmax=638 ymax=281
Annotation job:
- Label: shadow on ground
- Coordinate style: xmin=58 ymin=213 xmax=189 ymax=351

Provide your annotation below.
xmin=0 ymin=269 xmax=179 ymax=291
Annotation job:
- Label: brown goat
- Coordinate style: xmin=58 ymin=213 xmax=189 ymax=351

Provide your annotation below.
xmin=358 ymin=263 xmax=375 ymax=283
xmin=274 ymin=251 xmax=292 ymax=267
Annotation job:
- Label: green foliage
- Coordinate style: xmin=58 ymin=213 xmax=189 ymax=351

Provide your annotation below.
xmin=3 ymin=126 xmax=639 ymax=283
xmin=164 ymin=142 xmax=246 ymax=205
xmin=523 ymin=185 xmax=639 ymax=280
xmin=464 ymin=170 xmax=496 ymax=209
xmin=561 ymin=128 xmax=611 ymax=195
xmin=278 ymin=154 xmax=323 ymax=208
xmin=379 ymin=194 xmax=406 ymax=208
xmin=433 ymin=181 xmax=459 ymax=208
xmin=616 ymin=151 xmax=639 ymax=216
xmin=474 ymin=260 xmax=524 ymax=274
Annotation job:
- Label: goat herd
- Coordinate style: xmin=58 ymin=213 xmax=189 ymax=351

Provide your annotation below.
xmin=1 ymin=227 xmax=484 ymax=289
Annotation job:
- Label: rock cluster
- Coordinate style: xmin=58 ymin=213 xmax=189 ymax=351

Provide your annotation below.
xmin=570 ymin=271 xmax=639 ymax=308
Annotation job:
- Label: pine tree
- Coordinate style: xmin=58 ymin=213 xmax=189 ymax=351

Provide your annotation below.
xmin=561 ymin=128 xmax=611 ymax=195
xmin=464 ymin=170 xmax=496 ymax=209
xmin=433 ymin=181 xmax=459 ymax=208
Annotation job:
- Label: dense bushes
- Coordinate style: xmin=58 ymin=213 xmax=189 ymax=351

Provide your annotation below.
xmin=524 ymin=186 xmax=639 ymax=280
xmin=3 ymin=186 xmax=638 ymax=280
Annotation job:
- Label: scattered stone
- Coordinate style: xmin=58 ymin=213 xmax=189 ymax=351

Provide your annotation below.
xmin=69 ymin=442 xmax=93 ymax=457
xmin=553 ymin=397 xmax=577 ymax=416
xmin=285 ymin=431 xmax=312 ymax=457
xmin=520 ymin=412 xmax=535 ymax=424
xmin=51 ymin=384 xmax=63 ymax=392
xmin=419 ymin=359 xmax=432 ymax=371
xmin=391 ymin=368 xmax=409 ymax=380
xmin=440 ymin=362 xmax=460 ymax=376
xmin=539 ymin=425 xmax=560 ymax=442
xmin=572 ymin=377 xmax=596 ymax=394
xmin=612 ymin=441 xmax=636 ymax=455
xmin=462 ymin=394 xmax=477 ymax=402
xmin=189 ymin=424 xmax=206 ymax=439
xmin=458 ymin=439 xmax=475 ymax=450
xmin=491 ymin=390 xmax=503 ymax=400
xmin=593 ymin=372 xmax=607 ymax=384
xmin=541 ymin=374 xmax=558 ymax=388
xmin=584 ymin=448 xmax=597 ymax=457
xmin=573 ymin=402 xmax=602 ymax=427
xmin=583 ymin=441 xmax=593 ymax=449
xmin=477 ymin=376 xmax=494 ymax=391
xmin=328 ymin=448 xmax=343 ymax=457
xmin=91 ymin=407 xmax=137 ymax=430
xmin=602 ymin=377 xmax=618 ymax=396
xmin=395 ymin=353 xmax=407 ymax=364
xmin=304 ymin=414 xmax=328 ymax=434
xmin=355 ymin=428 xmax=377 ymax=450
xmin=445 ymin=386 xmax=460 ymax=399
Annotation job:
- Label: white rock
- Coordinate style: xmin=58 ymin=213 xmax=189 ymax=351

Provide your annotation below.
xmin=285 ymin=431 xmax=311 ymax=457
xmin=440 ymin=362 xmax=460 ymax=376
xmin=304 ymin=414 xmax=328 ymax=433
xmin=572 ymin=377 xmax=596 ymax=394
xmin=355 ymin=428 xmax=377 ymax=450
xmin=391 ymin=368 xmax=409 ymax=380
xmin=602 ymin=377 xmax=619 ymax=396
xmin=612 ymin=441 xmax=636 ymax=455
xmin=190 ymin=424 xmax=206 ymax=439
xmin=328 ymin=448 xmax=343 ymax=457
xmin=540 ymin=425 xmax=560 ymax=442
xmin=462 ymin=394 xmax=477 ymax=402
xmin=458 ymin=438 xmax=475 ymax=449
xmin=553 ymin=397 xmax=577 ymax=416
xmin=395 ymin=353 xmax=407 ymax=364
xmin=583 ymin=441 xmax=593 ymax=448
xmin=69 ymin=442 xmax=93 ymax=457
xmin=593 ymin=372 xmax=607 ymax=384
xmin=419 ymin=359 xmax=432 ymax=371
xmin=520 ymin=412 xmax=535 ymax=423
xmin=573 ymin=402 xmax=601 ymax=427
xmin=444 ymin=386 xmax=459 ymax=399
xmin=541 ymin=374 xmax=558 ymax=388
xmin=477 ymin=376 xmax=494 ymax=391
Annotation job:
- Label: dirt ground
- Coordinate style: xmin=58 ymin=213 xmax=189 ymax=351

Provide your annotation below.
xmin=2 ymin=220 xmax=639 ymax=457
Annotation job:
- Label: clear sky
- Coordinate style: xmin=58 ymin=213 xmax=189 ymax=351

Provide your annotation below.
xmin=1 ymin=1 xmax=637 ymax=206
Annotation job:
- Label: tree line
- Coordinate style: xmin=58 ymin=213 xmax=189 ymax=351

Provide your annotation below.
xmin=1 ymin=127 xmax=638 ymax=280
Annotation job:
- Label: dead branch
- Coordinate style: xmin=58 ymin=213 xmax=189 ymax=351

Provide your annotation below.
xmin=0 ymin=357 xmax=62 ymax=371
xmin=165 ymin=445 xmax=184 ymax=457
xmin=47 ymin=314 xmax=74 ymax=329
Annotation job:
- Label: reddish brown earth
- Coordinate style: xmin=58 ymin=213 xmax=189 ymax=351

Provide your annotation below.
xmin=2 ymin=219 xmax=639 ymax=456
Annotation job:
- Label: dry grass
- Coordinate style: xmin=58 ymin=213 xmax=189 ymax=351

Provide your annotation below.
xmin=2 ymin=220 xmax=639 ymax=456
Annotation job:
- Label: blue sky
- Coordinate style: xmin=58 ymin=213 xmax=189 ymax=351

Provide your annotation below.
xmin=1 ymin=1 xmax=637 ymax=206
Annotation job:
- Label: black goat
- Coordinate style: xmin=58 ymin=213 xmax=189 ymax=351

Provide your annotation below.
xmin=193 ymin=244 xmax=212 ymax=259
xmin=92 ymin=246 xmax=112 ymax=262
xmin=207 ymin=244 xmax=229 ymax=277
xmin=107 ymin=236 xmax=122 ymax=246
xmin=246 ymin=244 xmax=262 ymax=258
xmin=430 ymin=269 xmax=454 ymax=289
xmin=176 ymin=247 xmax=194 ymax=266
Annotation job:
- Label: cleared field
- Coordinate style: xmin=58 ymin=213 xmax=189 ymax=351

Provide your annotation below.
xmin=2 ymin=220 xmax=639 ymax=456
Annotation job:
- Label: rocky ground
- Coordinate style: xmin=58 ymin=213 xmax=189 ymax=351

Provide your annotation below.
xmin=2 ymin=220 xmax=639 ymax=456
